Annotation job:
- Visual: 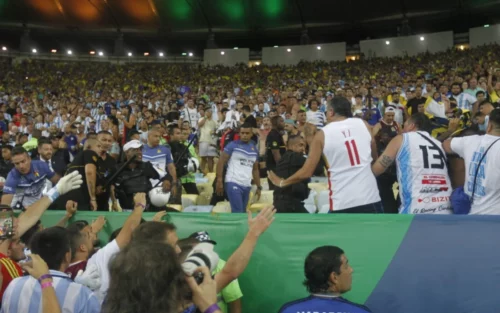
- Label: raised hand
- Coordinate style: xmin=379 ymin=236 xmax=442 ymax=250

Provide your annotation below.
xmin=91 ymin=216 xmax=106 ymax=234
xmin=247 ymin=205 xmax=276 ymax=237
xmin=267 ymin=171 xmax=282 ymax=187
xmin=134 ymin=193 xmax=146 ymax=207
xmin=55 ymin=171 xmax=83 ymax=195
xmin=152 ymin=210 xmax=167 ymax=222
xmin=65 ymin=200 xmax=78 ymax=217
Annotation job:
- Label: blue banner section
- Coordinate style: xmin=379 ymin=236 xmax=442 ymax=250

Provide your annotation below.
xmin=366 ymin=215 xmax=500 ymax=313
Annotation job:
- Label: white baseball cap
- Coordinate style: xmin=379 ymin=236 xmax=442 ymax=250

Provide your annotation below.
xmin=123 ymin=140 xmax=142 ymax=152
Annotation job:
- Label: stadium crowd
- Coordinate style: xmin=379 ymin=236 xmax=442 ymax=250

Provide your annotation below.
xmin=0 ymin=44 xmax=499 ymax=312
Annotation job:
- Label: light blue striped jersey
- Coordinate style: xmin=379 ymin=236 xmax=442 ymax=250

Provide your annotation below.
xmin=224 ymin=140 xmax=258 ymax=187
xmin=454 ymin=92 xmax=476 ymax=110
xmin=1 ymin=270 xmax=100 ymax=313
xmin=396 ymin=132 xmax=452 ymax=214
xmin=142 ymin=144 xmax=174 ymax=184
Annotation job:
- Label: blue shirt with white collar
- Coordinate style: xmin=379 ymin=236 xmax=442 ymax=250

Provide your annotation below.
xmin=3 ymin=160 xmax=55 ymax=208
xmin=279 ymin=295 xmax=372 ymax=313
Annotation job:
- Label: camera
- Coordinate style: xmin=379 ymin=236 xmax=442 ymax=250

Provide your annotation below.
xmin=0 ymin=210 xmax=14 ymax=240
xmin=182 ymin=243 xmax=219 ymax=284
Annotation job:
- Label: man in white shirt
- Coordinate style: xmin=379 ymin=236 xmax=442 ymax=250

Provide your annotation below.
xmin=451 ymin=82 xmax=476 ymax=111
xmin=180 ymin=99 xmax=201 ymax=130
xmin=443 ymin=109 xmax=500 ymax=214
xmin=269 ymin=97 xmax=381 ymax=213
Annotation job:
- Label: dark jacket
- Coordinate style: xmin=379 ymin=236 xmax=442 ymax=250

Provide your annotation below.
xmin=51 ymin=148 xmax=71 ymax=176
xmin=113 ymin=161 xmax=160 ymax=210
xmin=273 ymin=151 xmax=309 ymax=201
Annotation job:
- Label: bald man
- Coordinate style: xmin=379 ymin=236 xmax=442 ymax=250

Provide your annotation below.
xmin=273 ymin=135 xmax=310 ymax=213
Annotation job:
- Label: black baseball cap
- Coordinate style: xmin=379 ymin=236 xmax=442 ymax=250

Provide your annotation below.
xmin=188 ymin=231 xmax=217 ymax=245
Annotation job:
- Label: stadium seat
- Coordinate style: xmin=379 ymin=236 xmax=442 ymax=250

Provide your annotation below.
xmin=310 ymin=176 xmax=328 ymax=184
xmin=182 ymin=194 xmax=199 ymax=208
xmin=305 ymin=204 xmax=317 ymax=214
xmin=196 ymin=182 xmax=213 ymax=195
xmin=167 ymin=204 xmax=183 ymax=212
xmin=259 ymin=178 xmax=270 ymax=190
xmin=308 ymin=183 xmax=328 ymax=193
xmin=196 ymin=191 xmax=212 ymax=205
xmin=304 ymin=190 xmax=317 ymax=206
xmin=212 ymin=201 xmax=231 ymax=213
xmin=316 ymin=190 xmax=330 ymax=214
xmin=248 ymin=190 xmax=273 ymax=212
xmin=318 ymin=204 xmax=330 ymax=214
xmin=183 ymin=205 xmax=213 ymax=213
xmin=205 ymin=173 xmax=216 ymax=186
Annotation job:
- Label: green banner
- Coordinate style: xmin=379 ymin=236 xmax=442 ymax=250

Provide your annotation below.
xmin=40 ymin=212 xmax=413 ymax=312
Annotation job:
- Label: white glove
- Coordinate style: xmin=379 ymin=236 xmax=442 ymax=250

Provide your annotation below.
xmin=45 ymin=171 xmax=83 ymax=203
xmin=75 ymin=263 xmax=101 ymax=291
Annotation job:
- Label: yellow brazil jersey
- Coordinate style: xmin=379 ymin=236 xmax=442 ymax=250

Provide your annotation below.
xmin=490 ymin=91 xmax=499 ymax=104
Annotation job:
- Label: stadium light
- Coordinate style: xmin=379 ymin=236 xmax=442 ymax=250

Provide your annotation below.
xmin=32 ymin=48 xmax=37 ymax=53
xmin=144 ymin=52 xmax=149 ymax=56
xmin=98 ymin=51 xmax=104 ymax=56
xmin=188 ymin=52 xmax=193 ymax=57
xmin=1 ymin=47 xmax=6 ymax=51
xmin=221 ymin=51 xmax=225 ymax=55
xmin=128 ymin=52 xmax=133 ymax=57
xmin=317 ymin=46 xmax=321 ymax=50
xmin=234 ymin=47 xmax=238 ymax=50
xmin=89 ymin=51 xmax=96 ymax=55
xmin=67 ymin=50 xmax=72 ymax=55
xmin=159 ymin=52 xmax=164 ymax=57
xmin=51 ymin=49 xmax=57 ymax=53
xmin=287 ymin=48 xmax=291 ymax=52
xmin=484 ymin=24 xmax=490 ymax=28
xmin=385 ymin=41 xmax=390 ymax=45
xmin=420 ymin=36 xmax=425 ymax=41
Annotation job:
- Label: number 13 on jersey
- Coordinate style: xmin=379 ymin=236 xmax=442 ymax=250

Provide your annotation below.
xmin=345 ymin=140 xmax=360 ymax=166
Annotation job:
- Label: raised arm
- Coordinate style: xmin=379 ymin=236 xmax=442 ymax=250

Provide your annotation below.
xmin=114 ymin=193 xmax=146 ymax=249
xmin=18 ymin=172 xmax=83 ymax=237
xmin=214 ymin=206 xmax=276 ymax=292
xmin=268 ymin=131 xmax=324 ymax=188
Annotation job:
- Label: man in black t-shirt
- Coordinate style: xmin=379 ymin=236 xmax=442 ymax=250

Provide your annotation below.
xmin=266 ymin=116 xmax=286 ymax=190
xmin=273 ymin=135 xmax=309 ymax=213
xmin=63 ymin=138 xmax=103 ymax=211
xmin=406 ymin=86 xmax=426 ymax=116
xmin=97 ymin=131 xmax=117 ymax=211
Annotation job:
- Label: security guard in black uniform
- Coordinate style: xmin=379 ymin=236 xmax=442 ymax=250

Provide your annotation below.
xmin=112 ymin=139 xmax=171 ymax=211
xmin=273 ymin=135 xmax=310 ymax=213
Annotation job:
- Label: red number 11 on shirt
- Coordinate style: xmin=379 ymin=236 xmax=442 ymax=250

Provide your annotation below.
xmin=345 ymin=140 xmax=360 ymax=166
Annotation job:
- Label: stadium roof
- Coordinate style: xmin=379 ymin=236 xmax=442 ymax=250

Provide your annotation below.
xmin=0 ymin=0 xmax=499 ymax=52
